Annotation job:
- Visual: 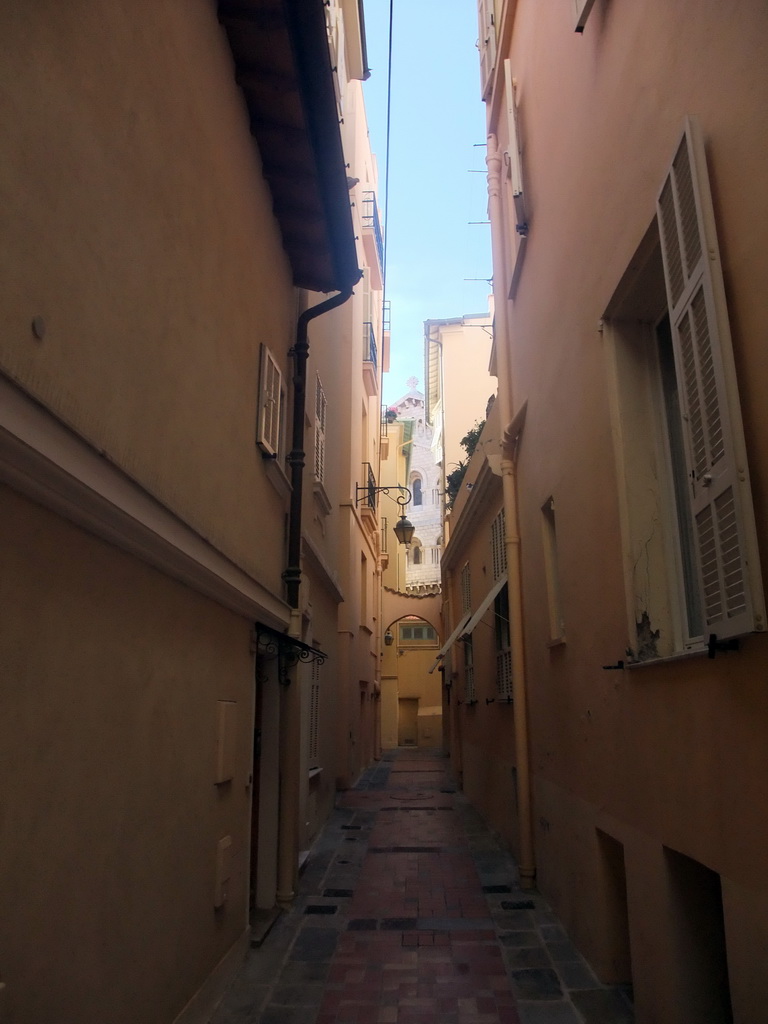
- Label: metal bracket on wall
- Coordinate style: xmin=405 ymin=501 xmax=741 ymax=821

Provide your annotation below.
xmin=254 ymin=623 xmax=327 ymax=685
xmin=707 ymin=634 xmax=740 ymax=659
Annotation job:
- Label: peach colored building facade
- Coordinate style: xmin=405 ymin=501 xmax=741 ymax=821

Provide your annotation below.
xmin=0 ymin=2 xmax=381 ymax=1022
xmin=379 ymin=416 xmax=442 ymax=750
xmin=442 ymin=0 xmax=768 ymax=1020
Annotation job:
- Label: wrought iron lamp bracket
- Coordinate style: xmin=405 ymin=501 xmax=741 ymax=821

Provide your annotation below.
xmin=254 ymin=624 xmax=327 ymax=686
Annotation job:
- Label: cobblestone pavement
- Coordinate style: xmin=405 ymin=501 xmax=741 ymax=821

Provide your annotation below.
xmin=209 ymin=749 xmax=634 ymax=1024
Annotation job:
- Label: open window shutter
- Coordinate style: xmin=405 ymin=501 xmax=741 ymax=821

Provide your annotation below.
xmin=657 ymin=117 xmax=764 ymax=641
xmin=478 ymin=0 xmax=496 ymax=100
xmin=491 ymin=508 xmax=507 ymax=581
xmin=309 ymin=661 xmax=320 ymax=767
xmin=503 ymin=60 xmax=527 ymax=235
xmin=314 ymin=376 xmax=327 ymax=484
xmin=257 ymin=345 xmax=282 ymax=457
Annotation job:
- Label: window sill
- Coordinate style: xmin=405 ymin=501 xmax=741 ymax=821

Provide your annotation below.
xmin=308 ymin=767 xmax=322 ymax=780
xmin=624 ymin=643 xmax=711 ymax=669
xmin=547 ymin=636 xmax=566 ymax=648
xmin=313 ymin=479 xmax=332 ymax=516
xmin=263 ymin=455 xmax=292 ymax=501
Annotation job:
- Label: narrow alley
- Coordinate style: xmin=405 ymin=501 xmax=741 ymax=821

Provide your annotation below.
xmin=210 ymin=750 xmax=633 ymax=1024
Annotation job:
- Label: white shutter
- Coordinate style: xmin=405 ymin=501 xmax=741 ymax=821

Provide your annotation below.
xmin=257 ymin=345 xmax=282 ymax=457
xmin=477 ymin=0 xmax=496 ymax=100
xmin=491 ymin=508 xmax=507 ymax=581
xmin=314 ymin=376 xmax=327 ymax=484
xmin=657 ymin=117 xmax=764 ymax=641
xmin=503 ymin=60 xmax=527 ymax=236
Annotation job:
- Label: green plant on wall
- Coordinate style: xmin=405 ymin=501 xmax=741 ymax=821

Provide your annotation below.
xmin=445 ymin=420 xmax=485 ymax=509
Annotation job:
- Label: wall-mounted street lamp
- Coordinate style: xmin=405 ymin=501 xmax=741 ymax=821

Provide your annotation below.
xmin=355 ymin=482 xmax=415 ymax=547
xmin=384 ymin=629 xmax=394 ymax=646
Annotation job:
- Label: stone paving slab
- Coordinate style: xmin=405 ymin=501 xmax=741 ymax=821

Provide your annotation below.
xmin=208 ymin=750 xmax=633 ymax=1024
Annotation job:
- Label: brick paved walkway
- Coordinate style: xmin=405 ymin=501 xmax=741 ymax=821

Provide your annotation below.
xmin=209 ymin=750 xmax=634 ymax=1024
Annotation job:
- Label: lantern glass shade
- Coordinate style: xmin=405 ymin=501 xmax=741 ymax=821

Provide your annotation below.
xmin=393 ymin=515 xmax=415 ymax=547
xmin=384 ymin=629 xmax=394 ymax=646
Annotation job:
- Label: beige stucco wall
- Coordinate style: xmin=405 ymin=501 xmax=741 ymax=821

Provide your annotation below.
xmin=475 ymin=1 xmax=768 ymax=1018
xmin=0 ymin=486 xmax=254 ymax=1024
xmin=0 ymin=0 xmax=295 ymax=594
xmin=436 ymin=313 xmax=494 ymax=475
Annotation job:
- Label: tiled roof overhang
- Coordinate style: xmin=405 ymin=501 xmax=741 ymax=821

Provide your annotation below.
xmin=218 ymin=0 xmax=360 ymax=293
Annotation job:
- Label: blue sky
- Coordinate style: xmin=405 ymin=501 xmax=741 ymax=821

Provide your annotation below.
xmin=361 ymin=1 xmax=492 ymax=404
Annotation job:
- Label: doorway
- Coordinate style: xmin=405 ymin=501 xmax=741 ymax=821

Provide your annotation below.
xmin=398 ymin=697 xmax=418 ymax=746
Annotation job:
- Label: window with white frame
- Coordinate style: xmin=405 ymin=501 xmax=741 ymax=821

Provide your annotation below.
xmin=431 ymin=547 xmax=440 ymax=565
xmin=603 ymin=117 xmax=764 ymax=661
xmin=257 ymin=345 xmax=284 ymax=458
xmin=398 ymin=619 xmax=437 ymax=646
xmin=314 ymin=375 xmax=327 ymax=485
xmin=477 ymin=0 xmax=497 ymax=99
xmin=503 ymin=60 xmax=527 ymax=241
xmin=491 ymin=508 xmax=507 ymax=581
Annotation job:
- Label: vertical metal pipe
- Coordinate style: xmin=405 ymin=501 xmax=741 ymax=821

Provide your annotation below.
xmin=277 ymin=286 xmax=354 ymax=908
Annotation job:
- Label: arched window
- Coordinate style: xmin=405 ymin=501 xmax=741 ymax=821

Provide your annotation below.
xmin=413 ymin=545 xmax=422 ymax=565
xmin=412 ymin=477 xmax=422 ymax=506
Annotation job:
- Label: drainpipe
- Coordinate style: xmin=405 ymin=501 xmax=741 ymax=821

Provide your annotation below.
xmin=276 ymin=285 xmax=354 ymax=908
xmin=486 ymin=134 xmax=535 ymax=890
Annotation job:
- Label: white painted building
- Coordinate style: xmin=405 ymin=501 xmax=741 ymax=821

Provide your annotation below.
xmin=389 ymin=379 xmax=442 ymax=593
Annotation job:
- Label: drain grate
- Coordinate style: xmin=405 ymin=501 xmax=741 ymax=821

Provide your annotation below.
xmin=347 ymin=919 xmax=377 ymax=931
xmin=379 ymin=806 xmax=454 ymax=812
xmin=501 ymin=898 xmax=535 ymax=910
xmin=369 ymin=846 xmax=441 ymax=854
xmin=482 ymin=885 xmax=513 ymax=893
xmin=304 ymin=905 xmax=338 ymax=915
xmin=341 ymin=825 xmax=362 ymax=831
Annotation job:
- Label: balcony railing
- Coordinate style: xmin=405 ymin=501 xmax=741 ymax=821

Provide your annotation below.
xmin=381 ymin=516 xmax=388 ymax=553
xmin=383 ymin=299 xmax=391 ymax=334
xmin=363 ymin=322 xmax=378 ymax=372
xmin=360 ymin=462 xmax=376 ymax=509
xmin=362 ymin=191 xmax=384 ymax=270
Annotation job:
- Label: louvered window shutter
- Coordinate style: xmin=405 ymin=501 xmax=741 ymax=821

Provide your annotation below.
xmin=491 ymin=508 xmax=507 ymax=581
xmin=314 ymin=376 xmax=327 ymax=485
xmin=657 ymin=118 xmax=764 ymax=641
xmin=309 ymin=662 xmax=320 ymax=768
xmin=461 ymin=563 xmax=471 ymax=614
xmin=257 ymin=345 xmax=282 ymax=457
xmin=478 ymin=0 xmax=496 ymax=100
xmin=503 ymin=60 xmax=527 ymax=235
